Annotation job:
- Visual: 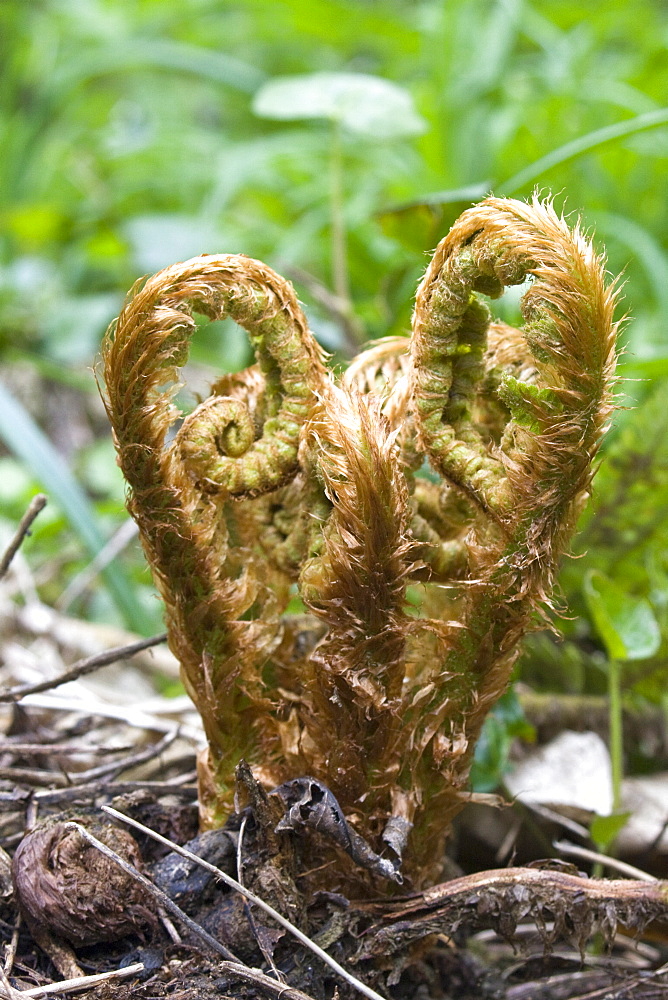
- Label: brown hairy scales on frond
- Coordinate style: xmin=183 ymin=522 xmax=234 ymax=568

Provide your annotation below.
xmin=298 ymin=386 xmax=419 ymax=810
xmin=102 ymin=198 xmax=618 ymax=882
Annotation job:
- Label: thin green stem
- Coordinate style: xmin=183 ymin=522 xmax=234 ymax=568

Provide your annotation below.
xmin=329 ymin=120 xmax=350 ymax=306
xmin=608 ymin=659 xmax=623 ymax=813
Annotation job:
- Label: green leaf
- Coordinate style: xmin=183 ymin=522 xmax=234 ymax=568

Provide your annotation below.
xmin=0 ymin=380 xmax=147 ymax=635
xmin=253 ymin=72 xmax=427 ymax=139
xmin=377 ymin=183 xmax=490 ymax=252
xmin=573 ymin=382 xmax=668 ymax=592
xmin=471 ymin=688 xmax=535 ymax=792
xmin=123 ymin=214 xmax=226 ymax=274
xmin=583 ymin=570 xmax=661 ymax=662
xmin=589 ymin=811 xmax=630 ymax=851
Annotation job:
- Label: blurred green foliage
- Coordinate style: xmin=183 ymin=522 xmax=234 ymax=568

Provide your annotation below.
xmin=470 ymin=688 xmax=536 ymax=793
xmin=1 ymin=0 xmax=667 ymax=780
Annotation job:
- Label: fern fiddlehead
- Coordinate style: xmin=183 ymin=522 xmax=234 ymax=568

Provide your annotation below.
xmin=103 ymin=199 xmax=618 ymax=881
xmin=407 ymin=198 xmax=618 ymax=869
xmin=102 ymin=254 xmax=326 ymax=824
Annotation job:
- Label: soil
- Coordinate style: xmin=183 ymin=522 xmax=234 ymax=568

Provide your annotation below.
xmin=3 ymin=751 xmax=668 ymax=1000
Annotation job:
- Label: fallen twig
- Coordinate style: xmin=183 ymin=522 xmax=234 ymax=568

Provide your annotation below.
xmin=217 ymin=962 xmax=317 ymax=1000
xmin=0 ymin=966 xmax=24 ymax=1000
xmin=0 ymin=732 xmax=187 ymax=794
xmin=236 ymin=814 xmax=284 ymax=981
xmin=554 ymin=839 xmax=657 ymax=883
xmin=3 ymin=914 xmax=20 ymax=978
xmin=34 ymin=777 xmax=197 ymax=806
xmin=65 ymin=728 xmax=179 ymax=784
xmin=355 ymin=867 xmax=668 ymax=961
xmin=0 ymin=496 xmax=47 ymax=582
xmin=0 ymin=742 xmax=131 ymax=756
xmin=11 ymin=605 xmax=180 ymax=680
xmin=0 ymin=634 xmax=167 ymax=703
xmin=7 ymin=961 xmax=144 ymax=997
xmin=15 ymin=693 xmax=203 ymax=743
xmin=0 ymin=769 xmax=69 ymax=789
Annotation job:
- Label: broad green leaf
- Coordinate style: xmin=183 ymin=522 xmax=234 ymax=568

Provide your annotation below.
xmin=377 ymin=183 xmax=490 ymax=251
xmin=573 ymin=383 xmax=668 ymax=591
xmin=123 ymin=214 xmax=226 ymax=274
xmin=589 ymin=811 xmax=630 ymax=851
xmin=583 ymin=571 xmax=661 ymax=662
xmin=253 ymin=72 xmax=427 ymax=139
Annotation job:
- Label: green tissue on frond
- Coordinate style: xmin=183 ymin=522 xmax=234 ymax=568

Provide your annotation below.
xmin=498 ymin=374 xmax=563 ymax=430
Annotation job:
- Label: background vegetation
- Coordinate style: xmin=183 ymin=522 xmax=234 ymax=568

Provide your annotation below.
xmin=1 ymin=0 xmax=667 ymax=789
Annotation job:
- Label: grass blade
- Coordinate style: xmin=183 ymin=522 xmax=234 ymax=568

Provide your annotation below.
xmin=0 ymin=380 xmax=147 ymax=635
xmin=52 ymin=38 xmax=265 ymax=96
xmin=500 ymin=108 xmax=668 ymax=194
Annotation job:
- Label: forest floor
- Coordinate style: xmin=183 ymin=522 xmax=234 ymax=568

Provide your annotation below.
xmin=1 ymin=507 xmax=668 ymax=1000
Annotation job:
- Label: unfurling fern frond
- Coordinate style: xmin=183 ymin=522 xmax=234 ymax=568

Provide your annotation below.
xmin=103 ymin=199 xmax=618 ymax=882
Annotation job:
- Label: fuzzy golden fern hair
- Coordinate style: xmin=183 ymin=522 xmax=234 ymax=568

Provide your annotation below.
xmin=102 ymin=198 xmax=617 ymax=883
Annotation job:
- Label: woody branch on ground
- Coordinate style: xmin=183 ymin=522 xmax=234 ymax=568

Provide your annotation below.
xmin=101 ymin=196 xmax=618 ymax=889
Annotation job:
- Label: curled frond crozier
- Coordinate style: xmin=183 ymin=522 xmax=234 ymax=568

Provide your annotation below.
xmin=102 ymin=255 xmax=326 ymax=823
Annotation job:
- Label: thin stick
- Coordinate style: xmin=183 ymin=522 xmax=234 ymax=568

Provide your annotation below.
xmin=217 ymin=962 xmax=316 ymax=1000
xmin=158 ymin=908 xmax=182 ymax=945
xmin=0 ymin=966 xmax=24 ymax=1000
xmin=68 ymin=729 xmax=178 ymax=784
xmin=25 ymin=799 xmax=38 ymax=832
xmin=13 ymin=962 xmax=144 ymax=997
xmin=0 ymin=768 xmax=69 ymax=788
xmin=0 ymin=634 xmax=167 ymax=702
xmin=608 ymin=659 xmax=623 ymax=812
xmin=0 ymin=743 xmax=131 ymax=757
xmin=524 ymin=801 xmax=590 ymax=840
xmin=102 ymin=805 xmax=388 ymax=1000
xmin=62 ymin=823 xmax=240 ymax=964
xmin=236 ymin=815 xmax=284 ymax=982
xmin=1 ymin=742 xmax=183 ymax=788
xmin=0 ymin=495 xmax=47 ymax=580
xmin=3 ymin=914 xmax=20 ymax=977
xmin=34 ymin=778 xmax=197 ymax=806
xmin=554 ymin=839 xmax=657 ymax=883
